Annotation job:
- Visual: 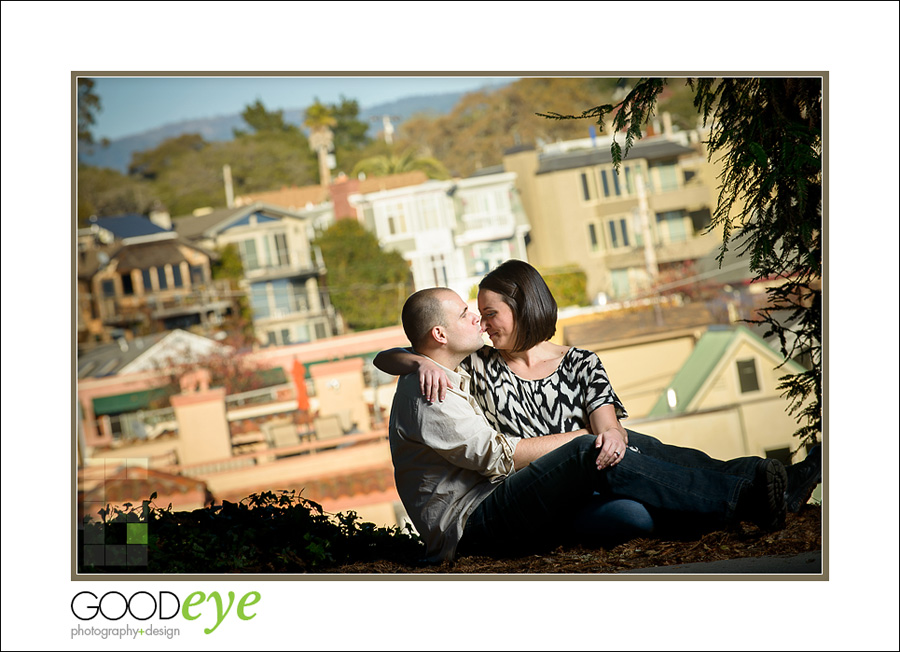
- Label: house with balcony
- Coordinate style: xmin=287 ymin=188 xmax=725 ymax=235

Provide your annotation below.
xmin=77 ymin=214 xmax=232 ymax=345
xmin=173 ymin=202 xmax=340 ymax=347
xmin=502 ymin=124 xmax=746 ymax=303
xmin=349 ymin=170 xmax=531 ymax=299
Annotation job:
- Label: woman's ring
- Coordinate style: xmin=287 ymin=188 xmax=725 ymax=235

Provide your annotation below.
xmin=614 ymin=451 xmax=620 ymax=457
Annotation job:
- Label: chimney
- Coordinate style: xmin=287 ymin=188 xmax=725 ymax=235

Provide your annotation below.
xmin=330 ymin=177 xmax=361 ymax=220
xmin=149 ymin=208 xmax=172 ymax=230
xmin=662 ymin=112 xmax=673 ymax=137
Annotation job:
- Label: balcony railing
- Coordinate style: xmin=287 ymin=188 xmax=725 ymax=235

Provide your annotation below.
xmin=99 ymin=280 xmax=236 ymax=323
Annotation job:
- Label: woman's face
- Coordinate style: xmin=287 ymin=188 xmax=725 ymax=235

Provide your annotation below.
xmin=477 ymin=289 xmax=516 ymax=350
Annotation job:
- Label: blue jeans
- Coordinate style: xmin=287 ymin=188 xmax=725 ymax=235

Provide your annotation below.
xmin=459 ymin=431 xmax=761 ymax=555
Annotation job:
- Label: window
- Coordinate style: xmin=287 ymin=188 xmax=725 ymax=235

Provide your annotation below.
xmin=156 ymin=266 xmax=168 ymax=290
xmin=291 ymin=282 xmax=309 ymax=312
xmin=271 ymin=279 xmax=291 ymax=316
xmin=430 ymin=254 xmax=448 ymax=286
xmin=171 ymin=264 xmax=183 ymax=288
xmin=314 ymin=322 xmax=327 ymax=340
xmin=607 ymin=218 xmax=631 ymax=249
xmin=588 ymin=223 xmax=599 ymax=252
xmin=121 ymin=272 xmax=134 ymax=296
xmin=141 ymin=268 xmax=153 ymax=292
xmin=280 ymin=328 xmax=291 ymax=345
xmin=651 ymin=161 xmax=680 ymax=192
xmin=239 ymin=239 xmax=260 ymax=271
xmin=610 ymin=269 xmax=630 ymax=298
xmin=623 ymin=164 xmax=648 ymax=195
xmin=273 ymin=233 xmax=290 ymax=267
xmin=294 ymin=323 xmax=311 ymax=343
xmin=580 ymin=172 xmax=595 ymax=201
xmin=250 ymin=284 xmax=270 ymax=319
xmin=189 ymin=265 xmax=205 ymax=287
xmin=737 ymin=359 xmax=760 ymax=393
xmin=101 ymin=279 xmax=116 ymax=298
xmin=384 ymin=202 xmax=407 ymax=235
xmin=657 ymin=210 xmax=689 ymax=243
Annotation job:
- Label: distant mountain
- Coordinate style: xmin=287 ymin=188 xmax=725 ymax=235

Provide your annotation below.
xmin=79 ymin=85 xmax=509 ymax=173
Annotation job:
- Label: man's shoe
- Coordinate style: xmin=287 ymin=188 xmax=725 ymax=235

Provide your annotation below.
xmin=742 ymin=458 xmax=788 ymax=531
xmin=785 ymin=444 xmax=821 ymax=513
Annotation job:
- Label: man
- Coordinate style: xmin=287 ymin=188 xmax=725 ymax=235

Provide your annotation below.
xmin=389 ymin=288 xmax=815 ymax=562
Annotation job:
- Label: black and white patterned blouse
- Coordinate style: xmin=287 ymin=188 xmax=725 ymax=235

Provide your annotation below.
xmin=460 ymin=346 xmax=628 ymax=439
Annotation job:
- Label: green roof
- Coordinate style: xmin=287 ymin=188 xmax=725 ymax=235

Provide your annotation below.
xmin=92 ymin=388 xmax=171 ymax=416
xmin=646 ymin=325 xmax=806 ymax=417
xmin=648 ymin=327 xmax=736 ymax=417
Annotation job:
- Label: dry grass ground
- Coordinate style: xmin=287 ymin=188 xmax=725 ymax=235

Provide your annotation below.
xmin=330 ymin=504 xmax=821 ymax=574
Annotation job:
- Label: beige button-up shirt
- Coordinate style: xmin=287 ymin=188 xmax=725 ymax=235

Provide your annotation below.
xmin=388 ymin=357 xmax=517 ymax=561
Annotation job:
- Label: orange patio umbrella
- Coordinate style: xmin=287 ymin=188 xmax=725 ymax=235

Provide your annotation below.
xmin=291 ymin=358 xmax=311 ymax=412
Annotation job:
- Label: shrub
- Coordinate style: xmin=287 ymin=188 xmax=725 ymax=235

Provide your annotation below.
xmin=79 ymin=490 xmax=424 ymax=573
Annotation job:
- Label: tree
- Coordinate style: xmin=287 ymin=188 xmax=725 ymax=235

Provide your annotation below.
xmin=304 ymin=100 xmax=337 ymax=186
xmin=211 ymin=244 xmax=256 ymax=348
xmin=541 ymin=266 xmax=588 ymax=308
xmin=77 ymin=78 xmax=104 ymax=148
xmin=234 ymin=100 xmax=301 ymax=137
xmin=314 ymin=220 xmax=412 ymax=331
xmin=539 ymin=77 xmax=822 ymax=447
xmin=351 ymin=147 xmax=450 ymax=180
xmin=327 ymin=96 xmax=374 ymax=175
xmin=129 ymin=133 xmax=208 ymax=180
xmin=77 ymin=164 xmax=154 ymax=223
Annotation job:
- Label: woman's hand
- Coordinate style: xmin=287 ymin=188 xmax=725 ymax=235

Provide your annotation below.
xmin=589 ymin=405 xmax=628 ymax=469
xmin=594 ymin=428 xmax=628 ymax=469
xmin=418 ymin=358 xmax=452 ymax=403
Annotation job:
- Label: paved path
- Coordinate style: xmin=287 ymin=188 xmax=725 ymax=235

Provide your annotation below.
xmin=621 ymin=550 xmax=822 ymax=574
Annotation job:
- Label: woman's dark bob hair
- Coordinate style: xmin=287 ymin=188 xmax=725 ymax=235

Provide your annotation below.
xmin=479 ymin=259 xmax=557 ymax=352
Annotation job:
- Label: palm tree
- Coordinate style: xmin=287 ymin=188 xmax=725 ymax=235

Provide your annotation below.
xmin=351 ymin=148 xmax=450 ymax=180
xmin=304 ymin=100 xmax=337 ymax=186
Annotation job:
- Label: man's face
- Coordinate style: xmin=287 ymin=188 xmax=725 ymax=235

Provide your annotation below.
xmin=440 ymin=291 xmax=484 ymax=355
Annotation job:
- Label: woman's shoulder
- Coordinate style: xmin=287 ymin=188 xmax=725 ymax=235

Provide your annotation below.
xmin=558 ymin=347 xmax=606 ymax=373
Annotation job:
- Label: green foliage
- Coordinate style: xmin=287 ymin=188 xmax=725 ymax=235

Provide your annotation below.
xmin=79 ymin=490 xmax=423 ymax=573
xmin=77 ymin=163 xmax=155 ymax=223
xmin=129 ymin=133 xmax=208 ymax=180
xmin=540 ymin=77 xmax=823 ymax=446
xmin=314 ymin=220 xmax=413 ymax=331
xmin=77 ymin=78 xmax=102 ymax=147
xmin=329 ymin=96 xmax=371 ymax=152
xmin=396 ymin=78 xmax=623 ymax=177
xmin=351 ymin=147 xmax=450 ymax=180
xmin=234 ymin=100 xmax=302 ymax=137
xmin=541 ymin=266 xmax=588 ymax=308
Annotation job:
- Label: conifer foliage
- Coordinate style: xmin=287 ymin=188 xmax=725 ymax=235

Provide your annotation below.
xmin=540 ymin=77 xmax=823 ymax=446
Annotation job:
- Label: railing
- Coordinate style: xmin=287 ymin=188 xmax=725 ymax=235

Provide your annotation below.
xmin=164 ymin=429 xmax=389 ymax=478
xmin=225 ymin=384 xmax=294 ymax=410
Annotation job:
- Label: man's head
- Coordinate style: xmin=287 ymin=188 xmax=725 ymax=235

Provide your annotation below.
xmin=401 ymin=288 xmax=483 ymax=364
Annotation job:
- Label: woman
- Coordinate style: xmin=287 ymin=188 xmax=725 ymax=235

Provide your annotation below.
xmin=375 ymin=259 xmax=655 ymax=546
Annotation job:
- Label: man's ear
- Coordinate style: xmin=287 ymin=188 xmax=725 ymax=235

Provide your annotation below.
xmin=431 ymin=325 xmax=447 ymax=344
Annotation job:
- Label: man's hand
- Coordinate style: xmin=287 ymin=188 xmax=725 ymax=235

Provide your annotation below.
xmin=594 ymin=428 xmax=628 ymax=469
xmin=418 ymin=358 xmax=452 ymax=403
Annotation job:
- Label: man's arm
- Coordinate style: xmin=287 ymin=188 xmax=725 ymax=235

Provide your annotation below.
xmin=374 ymin=347 xmax=452 ymax=403
xmin=512 ymin=430 xmax=593 ymax=469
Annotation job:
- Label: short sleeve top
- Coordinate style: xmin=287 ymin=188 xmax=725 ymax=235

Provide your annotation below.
xmin=460 ymin=346 xmax=628 ymax=439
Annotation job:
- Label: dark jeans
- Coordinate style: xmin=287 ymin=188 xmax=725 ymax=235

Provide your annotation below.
xmin=459 ymin=431 xmax=762 ymax=556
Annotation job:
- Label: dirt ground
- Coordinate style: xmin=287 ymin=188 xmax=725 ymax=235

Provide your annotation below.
xmin=331 ymin=504 xmax=822 ymax=574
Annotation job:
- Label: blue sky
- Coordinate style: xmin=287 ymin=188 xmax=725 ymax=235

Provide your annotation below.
xmin=91 ymin=75 xmax=518 ymax=140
